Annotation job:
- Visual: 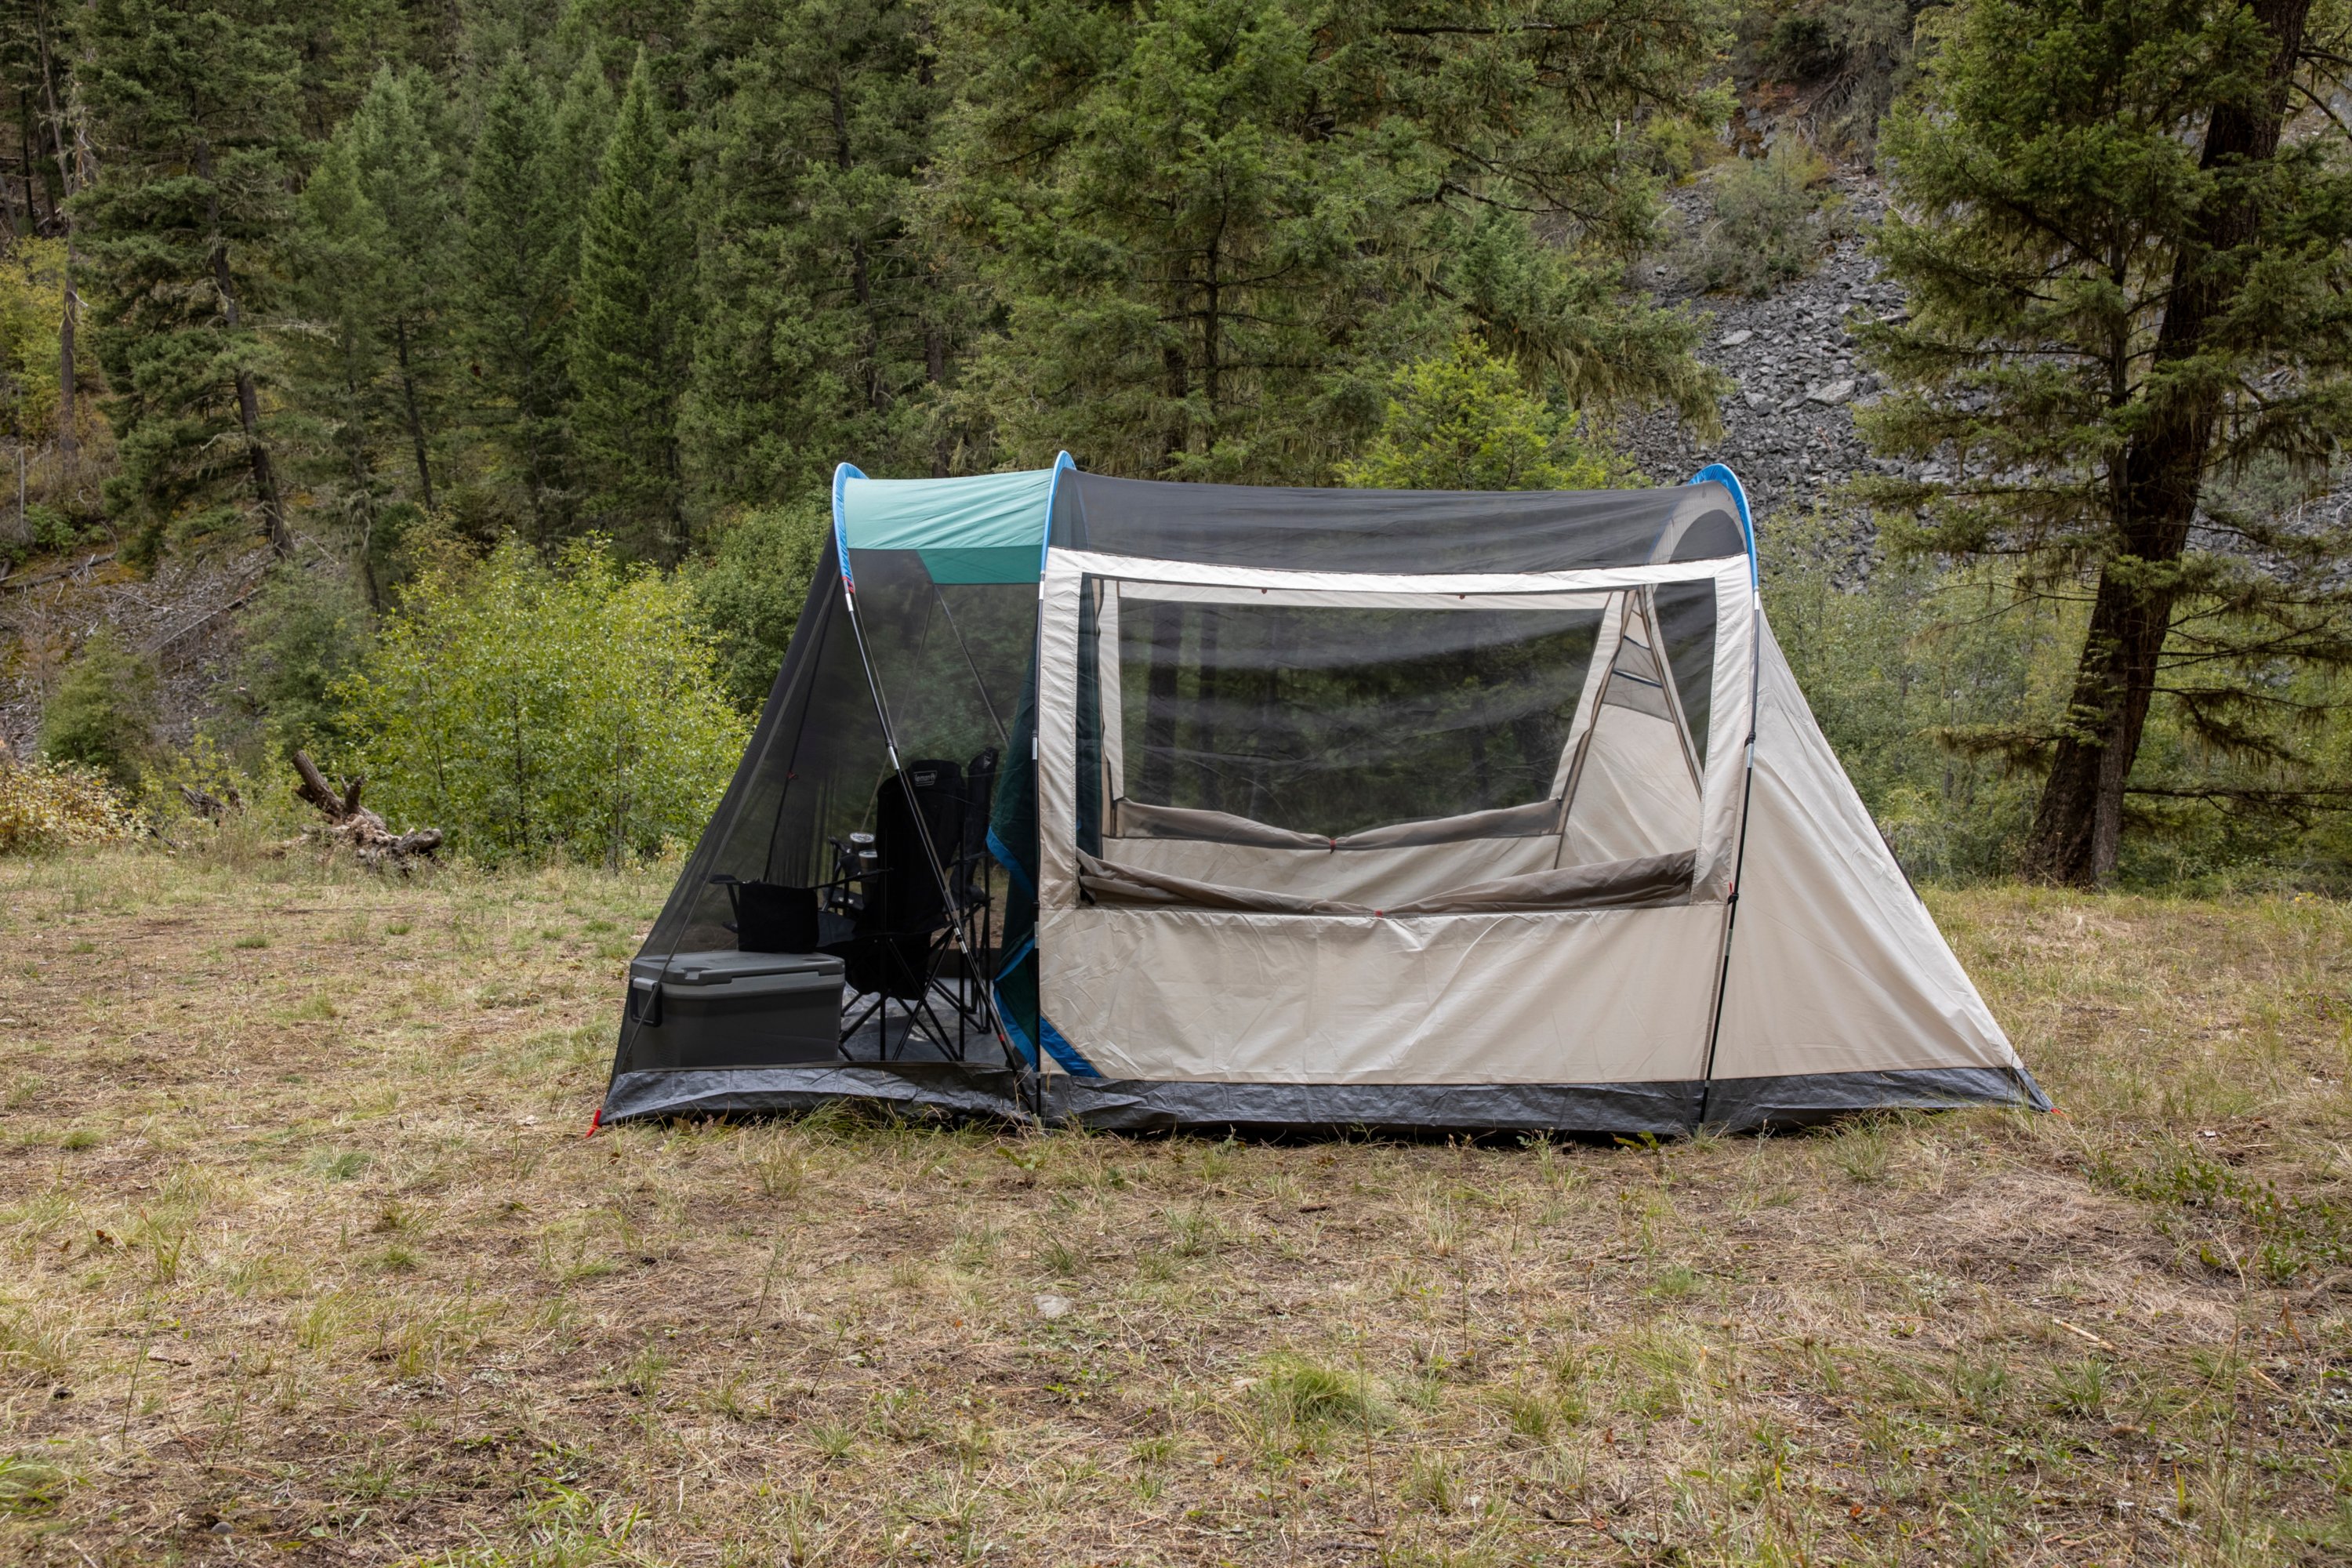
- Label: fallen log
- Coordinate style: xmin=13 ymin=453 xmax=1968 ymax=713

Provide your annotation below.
xmin=289 ymin=750 xmax=443 ymax=870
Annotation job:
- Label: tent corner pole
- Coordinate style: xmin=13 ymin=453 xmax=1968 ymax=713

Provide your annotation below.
xmin=1695 ymin=467 xmax=1762 ymax=1134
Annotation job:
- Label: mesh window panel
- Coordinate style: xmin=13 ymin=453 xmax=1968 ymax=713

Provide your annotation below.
xmin=1094 ymin=585 xmax=1604 ymax=839
xmin=1653 ymin=583 xmax=1719 ymax=767
xmin=845 ymin=550 xmax=1033 ymax=767
xmin=627 ymin=550 xmax=1029 ymax=997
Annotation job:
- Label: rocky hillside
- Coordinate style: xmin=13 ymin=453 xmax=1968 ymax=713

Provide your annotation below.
xmin=1616 ymin=173 xmax=1897 ymax=531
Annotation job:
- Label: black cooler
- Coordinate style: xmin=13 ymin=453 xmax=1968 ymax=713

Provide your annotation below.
xmin=625 ymin=950 xmax=844 ymax=1069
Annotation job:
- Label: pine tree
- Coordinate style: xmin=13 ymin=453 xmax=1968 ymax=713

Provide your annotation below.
xmin=681 ymin=0 xmax=963 ymax=502
xmin=460 ymin=56 xmax=576 ymax=539
xmin=74 ymin=0 xmax=303 ymax=564
xmin=1858 ymin=0 xmax=2352 ymax=884
xmin=550 ymin=50 xmax=617 ymax=289
xmin=287 ymin=129 xmax=395 ymax=590
xmin=935 ymin=0 xmax=1722 ymax=483
xmin=349 ymin=65 xmax=456 ymax=517
xmin=285 ymin=62 xmax=458 ymax=599
xmin=572 ymin=47 xmax=689 ymax=554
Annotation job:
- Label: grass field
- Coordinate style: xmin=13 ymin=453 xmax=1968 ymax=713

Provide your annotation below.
xmin=0 ymin=849 xmax=2348 ymax=1566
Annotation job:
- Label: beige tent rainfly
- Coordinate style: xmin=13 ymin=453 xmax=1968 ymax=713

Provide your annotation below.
xmin=601 ymin=461 xmax=2046 ymax=1132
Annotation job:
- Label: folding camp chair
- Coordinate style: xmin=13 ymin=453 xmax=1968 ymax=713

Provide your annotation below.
xmin=824 ymin=753 xmax=996 ymax=1060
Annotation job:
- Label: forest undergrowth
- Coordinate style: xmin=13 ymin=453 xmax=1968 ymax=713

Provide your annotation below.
xmin=0 ymin=851 xmax=2348 ymax=1565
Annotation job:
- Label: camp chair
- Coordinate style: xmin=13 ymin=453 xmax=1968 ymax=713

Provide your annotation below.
xmin=825 ymin=755 xmax=995 ymax=1060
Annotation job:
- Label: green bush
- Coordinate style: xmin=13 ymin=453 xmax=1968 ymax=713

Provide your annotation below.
xmin=1763 ymin=13 xmax=1843 ymax=80
xmin=1763 ymin=514 xmax=2066 ymax=881
xmin=337 ymin=539 xmax=751 ymax=865
xmin=1682 ymin=141 xmax=1845 ymax=298
xmin=231 ymin=562 xmax=374 ymax=760
xmin=38 ymin=627 xmax=159 ymax=791
xmin=1341 ymin=339 xmax=1635 ymax=492
xmin=685 ymin=501 xmax=829 ymax=712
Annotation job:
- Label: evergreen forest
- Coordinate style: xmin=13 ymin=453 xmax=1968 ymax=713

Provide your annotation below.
xmin=7 ymin=0 xmax=2352 ymax=885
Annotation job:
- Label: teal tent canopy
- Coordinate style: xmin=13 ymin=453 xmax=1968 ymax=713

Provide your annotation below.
xmin=837 ymin=466 xmax=1061 ymax=584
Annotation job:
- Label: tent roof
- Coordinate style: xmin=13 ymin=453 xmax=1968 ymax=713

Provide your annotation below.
xmin=834 ymin=459 xmax=1755 ymax=584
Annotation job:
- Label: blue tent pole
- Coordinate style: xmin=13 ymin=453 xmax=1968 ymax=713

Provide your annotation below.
xmin=1692 ymin=464 xmax=1762 ymax=1128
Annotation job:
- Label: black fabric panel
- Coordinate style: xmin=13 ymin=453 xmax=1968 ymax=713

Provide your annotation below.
xmin=601 ymin=1063 xmax=2051 ymax=1135
xmin=1700 ymin=1066 xmax=2052 ymax=1131
xmin=603 ymin=1064 xmax=1026 ymax=1123
xmin=1054 ymin=474 xmax=1734 ymax=573
xmin=1076 ymin=848 xmax=1695 ymax=915
xmin=612 ymin=539 xmax=858 ymax=1085
xmin=1044 ymin=1077 xmax=1702 ymax=1134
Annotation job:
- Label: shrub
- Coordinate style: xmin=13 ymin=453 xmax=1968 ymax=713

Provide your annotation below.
xmin=1341 ymin=339 xmax=1636 ymax=492
xmin=685 ymin=501 xmax=829 ymax=712
xmin=38 ymin=627 xmax=159 ymax=791
xmin=1763 ymin=13 xmax=1844 ymax=80
xmin=232 ymin=563 xmax=373 ymax=760
xmin=0 ymin=757 xmax=139 ymax=855
xmin=1682 ymin=140 xmax=1846 ymax=298
xmin=338 ymin=539 xmax=751 ymax=865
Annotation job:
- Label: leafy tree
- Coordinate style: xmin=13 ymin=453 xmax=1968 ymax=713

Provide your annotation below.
xmin=39 ymin=625 xmax=158 ymax=789
xmin=0 ymin=239 xmax=66 ymax=470
xmin=1341 ymin=339 xmax=1635 ymax=492
xmin=339 ymin=538 xmax=750 ymax=863
xmin=572 ymin=47 xmax=690 ymax=554
xmin=1858 ymin=0 xmax=2352 ymax=884
xmin=936 ymin=0 xmax=1723 ymax=483
xmin=74 ymin=0 xmax=303 ymax=565
xmin=684 ymin=499 xmax=828 ymax=709
xmin=682 ymin=0 xmax=964 ymax=503
xmin=460 ymin=57 xmax=578 ymax=540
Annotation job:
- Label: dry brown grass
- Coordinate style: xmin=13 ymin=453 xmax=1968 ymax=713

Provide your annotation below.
xmin=0 ymin=851 xmax=2348 ymax=1566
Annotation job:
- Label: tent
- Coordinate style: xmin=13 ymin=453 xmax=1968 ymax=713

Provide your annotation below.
xmin=600 ymin=460 xmax=2047 ymax=1133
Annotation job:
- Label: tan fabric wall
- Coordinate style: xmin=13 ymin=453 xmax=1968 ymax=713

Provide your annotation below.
xmin=1038 ymin=903 xmax=1725 ymax=1083
xmin=1711 ymin=619 xmax=2022 ymax=1080
xmin=1565 ymin=705 xmax=1699 ymax=863
xmin=1034 ymin=549 xmax=1771 ymax=1087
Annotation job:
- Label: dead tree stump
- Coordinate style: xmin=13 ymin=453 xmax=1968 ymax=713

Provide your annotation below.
xmin=290 ymin=750 xmax=443 ymax=870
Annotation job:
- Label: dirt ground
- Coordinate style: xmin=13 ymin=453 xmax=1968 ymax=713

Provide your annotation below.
xmin=0 ymin=848 xmax=2347 ymax=1566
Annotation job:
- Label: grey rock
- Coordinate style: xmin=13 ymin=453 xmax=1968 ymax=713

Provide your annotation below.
xmin=1808 ymin=379 xmax=1857 ymax=405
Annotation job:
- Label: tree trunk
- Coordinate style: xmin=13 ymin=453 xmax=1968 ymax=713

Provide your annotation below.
xmin=394 ymin=318 xmax=435 ymax=514
xmin=55 ymin=252 xmax=77 ymax=484
xmin=193 ymin=137 xmax=292 ymax=557
xmin=2022 ymin=0 xmax=2313 ymax=885
xmin=34 ymin=0 xmax=76 ymax=485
